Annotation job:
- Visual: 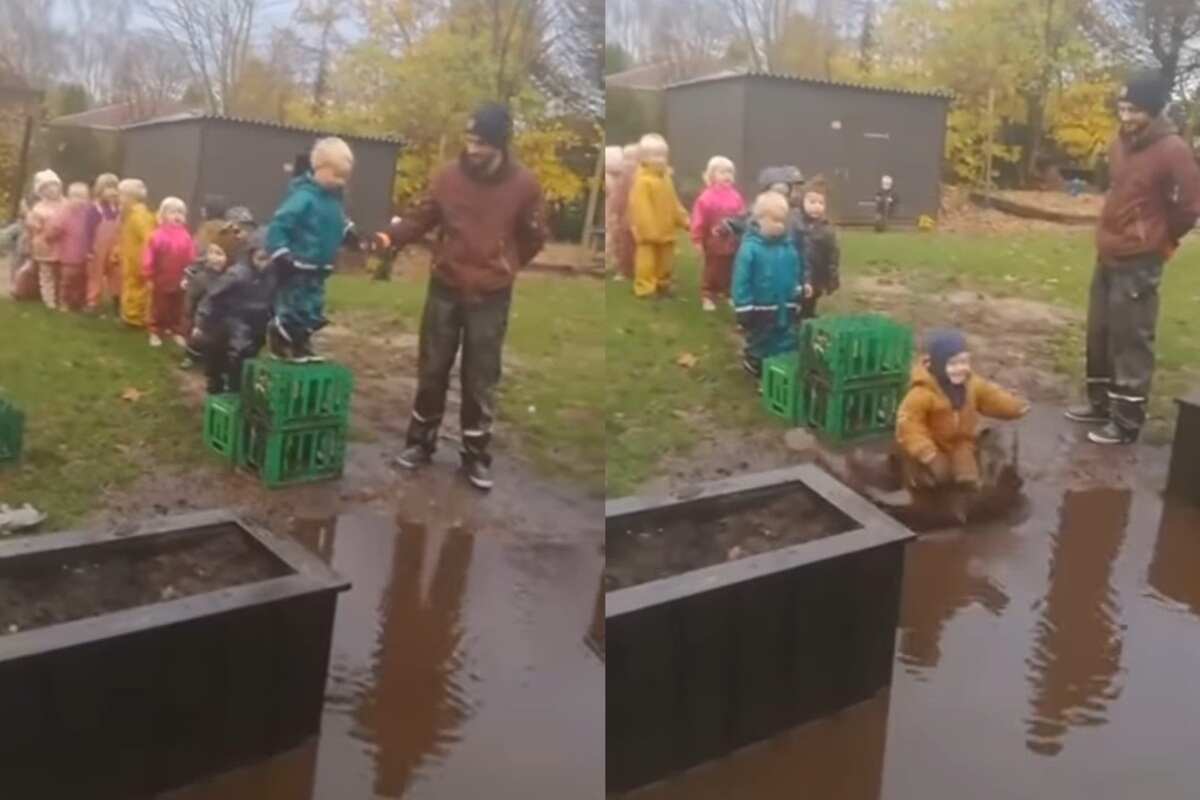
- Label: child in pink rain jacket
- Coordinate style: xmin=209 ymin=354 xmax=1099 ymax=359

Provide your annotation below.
xmin=142 ymin=197 xmax=197 ymax=347
xmin=52 ymin=182 xmax=92 ymax=311
xmin=690 ymin=156 xmax=745 ymax=311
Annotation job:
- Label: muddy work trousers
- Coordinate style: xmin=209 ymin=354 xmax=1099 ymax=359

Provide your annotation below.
xmin=1085 ymin=256 xmax=1163 ymax=433
xmin=405 ymin=279 xmax=512 ymax=466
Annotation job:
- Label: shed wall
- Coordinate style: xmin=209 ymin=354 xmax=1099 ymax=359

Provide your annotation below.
xmin=664 ymin=80 xmax=747 ymax=207
xmin=121 ymin=121 xmax=203 ymax=220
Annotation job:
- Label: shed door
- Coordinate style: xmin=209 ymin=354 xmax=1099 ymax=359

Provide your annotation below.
xmin=829 ymin=115 xmax=893 ymax=224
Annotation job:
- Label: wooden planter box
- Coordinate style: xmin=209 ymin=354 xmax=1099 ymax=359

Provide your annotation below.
xmin=1168 ymin=393 xmax=1200 ymax=504
xmin=0 ymin=510 xmax=350 ymax=799
xmin=606 ymin=465 xmax=915 ymax=793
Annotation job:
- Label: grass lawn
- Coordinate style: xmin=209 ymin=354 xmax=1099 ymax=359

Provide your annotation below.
xmin=0 ymin=265 xmax=605 ymax=527
xmin=606 ymin=229 xmax=1200 ymax=496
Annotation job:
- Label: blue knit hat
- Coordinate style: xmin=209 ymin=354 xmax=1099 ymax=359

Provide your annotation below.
xmin=926 ymin=329 xmax=969 ymax=408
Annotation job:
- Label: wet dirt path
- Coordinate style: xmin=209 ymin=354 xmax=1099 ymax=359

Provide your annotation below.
xmin=621 ymin=406 xmax=1200 ymax=800
xmin=153 ymin=453 xmax=604 ymax=800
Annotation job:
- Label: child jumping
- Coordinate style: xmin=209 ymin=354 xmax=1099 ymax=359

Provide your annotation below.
xmin=628 ymin=133 xmax=689 ymax=298
xmin=142 ymin=197 xmax=196 ymax=347
xmin=896 ymin=329 xmax=1028 ymax=494
xmin=266 ymin=137 xmax=355 ymax=360
xmin=799 ymin=177 xmax=840 ymax=318
xmin=732 ymin=192 xmax=810 ymax=378
xmin=690 ymin=156 xmax=745 ymax=311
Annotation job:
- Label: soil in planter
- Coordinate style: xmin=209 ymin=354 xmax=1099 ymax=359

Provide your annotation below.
xmin=605 ymin=484 xmax=858 ymax=590
xmin=0 ymin=526 xmax=289 ymax=634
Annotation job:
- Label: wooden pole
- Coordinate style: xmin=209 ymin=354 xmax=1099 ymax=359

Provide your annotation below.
xmin=984 ymin=86 xmax=995 ymax=204
xmin=10 ymin=115 xmax=34 ymax=221
xmin=580 ymin=139 xmax=604 ymax=254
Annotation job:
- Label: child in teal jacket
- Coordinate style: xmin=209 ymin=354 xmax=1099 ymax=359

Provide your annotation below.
xmin=266 ymin=137 xmax=355 ymax=359
xmin=733 ymin=191 xmax=811 ymax=378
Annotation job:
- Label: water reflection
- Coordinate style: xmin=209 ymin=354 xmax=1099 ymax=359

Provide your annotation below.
xmin=352 ymin=517 xmax=474 ymax=796
xmin=898 ymin=537 xmax=1010 ymax=675
xmin=1147 ymin=500 xmax=1200 ymax=618
xmin=1024 ymin=489 xmax=1128 ymax=756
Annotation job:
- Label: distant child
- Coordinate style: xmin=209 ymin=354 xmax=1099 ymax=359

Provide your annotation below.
xmin=52 ymin=182 xmax=92 ymax=312
xmin=193 ymin=229 xmax=276 ymax=393
xmin=604 ymin=145 xmax=623 ymax=263
xmin=628 ymin=133 xmax=689 ymax=298
xmin=85 ymin=173 xmax=121 ymax=314
xmin=611 ymin=143 xmax=640 ymax=281
xmin=690 ymin=156 xmax=746 ymax=311
xmin=875 ymin=174 xmax=899 ymax=232
xmin=265 ymin=136 xmax=355 ymax=360
xmin=732 ymin=192 xmax=810 ymax=378
xmin=26 ymin=170 xmax=65 ymax=310
xmin=799 ymin=177 xmax=840 ymax=318
xmin=142 ymin=196 xmax=196 ymax=347
xmin=181 ymin=242 xmax=229 ymax=368
xmin=896 ymin=329 xmax=1028 ymax=495
xmin=116 ymin=178 xmax=156 ymax=328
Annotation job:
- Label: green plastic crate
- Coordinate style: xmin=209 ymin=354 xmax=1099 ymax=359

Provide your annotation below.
xmin=0 ymin=397 xmax=24 ymax=465
xmin=799 ymin=372 xmax=906 ymax=444
xmin=242 ymin=358 xmax=353 ymax=429
xmin=761 ymin=352 xmax=802 ymax=424
xmin=800 ymin=314 xmax=914 ymax=387
xmin=242 ymin=417 xmax=347 ymax=489
xmin=203 ymin=393 xmax=243 ymax=464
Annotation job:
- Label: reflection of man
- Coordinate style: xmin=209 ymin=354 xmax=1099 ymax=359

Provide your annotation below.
xmin=380 ymin=103 xmax=547 ymax=491
xmin=1025 ymin=489 xmax=1128 ymax=756
xmin=1066 ymin=70 xmax=1200 ymax=444
xmin=355 ymin=523 xmax=474 ymax=796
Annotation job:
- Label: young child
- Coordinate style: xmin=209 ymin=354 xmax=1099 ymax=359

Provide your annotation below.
xmin=690 ymin=156 xmax=746 ymax=311
xmin=604 ymin=145 xmax=623 ymax=264
xmin=725 ymin=165 xmax=805 ymax=243
xmin=265 ymin=136 xmax=355 ymax=360
xmin=628 ymin=133 xmax=689 ymax=298
xmin=141 ymin=196 xmax=195 ymax=347
xmin=26 ymin=170 xmax=65 ymax=310
xmin=193 ymin=229 xmax=276 ymax=394
xmin=896 ymin=329 xmax=1028 ymax=495
xmin=875 ymin=174 xmax=899 ymax=232
xmin=732 ymin=192 xmax=811 ymax=378
xmin=52 ymin=182 xmax=92 ymax=312
xmin=116 ymin=178 xmax=156 ymax=328
xmin=799 ymin=177 xmax=840 ymax=318
xmin=85 ymin=173 xmax=121 ymax=314
xmin=611 ymin=143 xmax=640 ymax=282
xmin=181 ymin=242 xmax=228 ymax=368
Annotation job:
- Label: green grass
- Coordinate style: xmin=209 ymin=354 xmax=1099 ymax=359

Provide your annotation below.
xmin=0 ymin=302 xmax=200 ymax=527
xmin=605 ymin=229 xmax=1200 ymax=495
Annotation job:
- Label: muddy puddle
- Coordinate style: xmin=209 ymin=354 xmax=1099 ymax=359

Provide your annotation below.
xmin=162 ymin=473 xmax=605 ymax=799
xmin=620 ymin=407 xmax=1200 ymax=799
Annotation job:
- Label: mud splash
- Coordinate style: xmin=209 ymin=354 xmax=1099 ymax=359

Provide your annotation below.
xmin=163 ymin=468 xmax=604 ymax=799
xmin=621 ymin=407 xmax=1200 ymax=799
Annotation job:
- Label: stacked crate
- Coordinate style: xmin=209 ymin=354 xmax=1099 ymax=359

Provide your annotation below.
xmin=0 ymin=396 xmax=24 ymax=465
xmin=762 ymin=314 xmax=913 ymax=442
xmin=203 ymin=359 xmax=353 ymax=488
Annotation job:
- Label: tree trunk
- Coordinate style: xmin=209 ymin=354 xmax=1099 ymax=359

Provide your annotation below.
xmin=1023 ymin=90 xmax=1047 ymax=188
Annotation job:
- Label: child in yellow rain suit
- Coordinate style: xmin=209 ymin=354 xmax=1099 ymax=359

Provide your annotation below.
xmin=628 ymin=133 xmax=689 ymax=298
xmin=897 ymin=329 xmax=1029 ymax=492
xmin=116 ymin=178 xmax=156 ymax=328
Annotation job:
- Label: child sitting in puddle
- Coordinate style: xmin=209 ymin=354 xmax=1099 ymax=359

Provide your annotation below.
xmin=732 ymin=191 xmax=809 ymax=378
xmin=896 ymin=329 xmax=1029 ymax=517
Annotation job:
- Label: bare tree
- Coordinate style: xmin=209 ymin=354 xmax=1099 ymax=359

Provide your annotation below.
xmin=0 ymin=0 xmax=64 ymax=85
xmin=295 ymin=0 xmax=345 ymax=116
xmin=141 ymin=0 xmax=262 ymax=113
xmin=64 ymin=0 xmax=134 ymax=103
xmin=1092 ymin=0 xmax=1200 ymax=93
xmin=723 ymin=0 xmax=802 ymax=71
xmin=554 ymin=0 xmax=605 ymax=114
xmin=110 ymin=32 xmax=193 ymax=119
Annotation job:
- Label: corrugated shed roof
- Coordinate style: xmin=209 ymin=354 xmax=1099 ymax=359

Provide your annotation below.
xmin=121 ymin=110 xmax=405 ymax=145
xmin=50 ymin=100 xmax=201 ymax=130
xmin=666 ymin=69 xmax=953 ymax=100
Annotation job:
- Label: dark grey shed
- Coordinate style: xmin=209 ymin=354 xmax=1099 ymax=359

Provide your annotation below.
xmin=120 ymin=114 xmax=402 ymax=232
xmin=664 ymin=72 xmax=951 ymax=224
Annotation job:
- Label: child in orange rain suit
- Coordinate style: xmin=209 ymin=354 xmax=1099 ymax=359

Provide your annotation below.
xmin=628 ymin=133 xmax=689 ymax=298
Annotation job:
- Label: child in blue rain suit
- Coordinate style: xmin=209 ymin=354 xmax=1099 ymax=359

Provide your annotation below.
xmin=732 ymin=191 xmax=811 ymax=378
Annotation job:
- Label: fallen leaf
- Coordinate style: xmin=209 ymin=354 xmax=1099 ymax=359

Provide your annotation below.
xmin=121 ymin=387 xmax=144 ymax=402
xmin=676 ymin=352 xmax=699 ymax=369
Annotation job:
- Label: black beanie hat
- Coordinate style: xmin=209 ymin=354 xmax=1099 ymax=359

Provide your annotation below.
xmin=1121 ymin=69 xmax=1170 ymax=116
xmin=467 ymin=103 xmax=513 ymax=149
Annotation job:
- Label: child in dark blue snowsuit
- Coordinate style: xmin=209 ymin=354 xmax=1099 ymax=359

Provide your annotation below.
xmin=732 ymin=191 xmax=810 ymax=378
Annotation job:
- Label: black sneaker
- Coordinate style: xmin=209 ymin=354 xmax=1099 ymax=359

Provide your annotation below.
xmin=1087 ymin=422 xmax=1138 ymax=445
xmin=463 ymin=459 xmax=494 ymax=491
xmin=1065 ymin=404 xmax=1108 ymax=424
xmin=394 ymin=445 xmax=433 ymax=470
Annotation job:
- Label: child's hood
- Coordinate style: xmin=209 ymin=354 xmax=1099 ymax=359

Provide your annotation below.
xmin=743 ymin=224 xmax=789 ymax=247
xmin=292 ymin=173 xmax=343 ymax=200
